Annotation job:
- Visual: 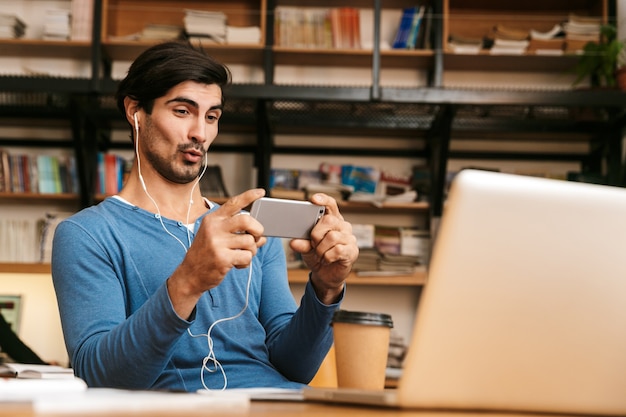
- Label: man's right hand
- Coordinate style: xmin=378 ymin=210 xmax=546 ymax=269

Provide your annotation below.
xmin=167 ymin=188 xmax=267 ymax=319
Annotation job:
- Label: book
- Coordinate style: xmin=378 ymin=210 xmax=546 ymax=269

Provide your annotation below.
xmin=0 ymin=149 xmax=9 ymax=192
xmin=0 ymin=363 xmax=75 ymax=379
xmin=70 ymin=0 xmax=94 ymax=41
xmin=406 ymin=6 xmax=425 ymax=49
xmin=392 ymin=6 xmax=418 ymax=49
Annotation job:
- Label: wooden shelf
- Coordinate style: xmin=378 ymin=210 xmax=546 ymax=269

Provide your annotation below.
xmin=443 ymin=52 xmax=578 ymax=73
xmin=443 ymin=0 xmax=607 ymax=72
xmin=287 ymin=268 xmax=427 ymax=286
xmin=273 ymin=47 xmax=434 ymax=69
xmin=0 ymin=263 xmax=51 ymax=274
xmin=337 ymin=201 xmax=428 ymax=213
xmin=102 ymin=0 xmax=267 ymax=64
xmin=102 ymin=41 xmax=265 ymax=65
xmin=0 ymin=263 xmax=427 ymax=287
xmin=0 ymin=192 xmax=81 ymax=205
xmin=0 ymin=39 xmax=92 ymax=60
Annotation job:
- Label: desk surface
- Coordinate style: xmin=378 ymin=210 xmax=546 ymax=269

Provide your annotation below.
xmin=0 ymin=400 xmax=592 ymax=417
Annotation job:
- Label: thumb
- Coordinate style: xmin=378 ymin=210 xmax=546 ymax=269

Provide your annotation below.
xmin=216 ymin=188 xmax=266 ymax=217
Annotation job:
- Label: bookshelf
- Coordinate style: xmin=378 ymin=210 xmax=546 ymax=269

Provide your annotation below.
xmin=100 ymin=0 xmax=266 ymax=65
xmin=443 ymin=0 xmax=608 ymax=72
xmin=0 ymin=0 xmax=624 ymax=274
xmin=0 ymin=0 xmax=622 ymax=355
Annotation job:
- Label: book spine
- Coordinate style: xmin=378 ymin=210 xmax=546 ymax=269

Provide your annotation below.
xmin=392 ymin=7 xmax=417 ymax=49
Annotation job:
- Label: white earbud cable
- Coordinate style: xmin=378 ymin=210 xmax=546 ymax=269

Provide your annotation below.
xmin=134 ymin=113 xmax=251 ymax=391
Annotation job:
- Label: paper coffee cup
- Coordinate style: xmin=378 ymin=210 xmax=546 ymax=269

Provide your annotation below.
xmin=331 ymin=310 xmax=393 ymax=390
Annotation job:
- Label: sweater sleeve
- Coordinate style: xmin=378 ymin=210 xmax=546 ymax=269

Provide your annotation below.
xmin=270 ymin=278 xmax=344 ymax=383
xmin=257 ymin=238 xmax=344 ymax=383
xmin=51 ymin=219 xmax=191 ymax=389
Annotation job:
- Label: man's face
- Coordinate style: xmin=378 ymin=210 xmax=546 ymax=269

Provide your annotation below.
xmin=140 ymin=80 xmax=223 ymax=184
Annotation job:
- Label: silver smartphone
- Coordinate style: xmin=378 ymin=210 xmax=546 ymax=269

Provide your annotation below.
xmin=250 ymin=197 xmax=325 ymax=239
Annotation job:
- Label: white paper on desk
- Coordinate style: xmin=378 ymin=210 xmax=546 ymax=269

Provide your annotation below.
xmin=198 ymin=387 xmax=304 ymax=401
xmin=0 ymin=377 xmax=87 ymax=401
xmin=33 ymin=388 xmax=250 ymax=413
xmin=0 ymin=363 xmax=75 ymax=379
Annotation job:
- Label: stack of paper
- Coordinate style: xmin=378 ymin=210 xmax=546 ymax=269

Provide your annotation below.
xmin=489 ymin=24 xmax=529 ymax=55
xmin=563 ymin=14 xmax=601 ymax=52
xmin=140 ymin=24 xmax=183 ymax=41
xmin=43 ymin=9 xmax=71 ymax=41
xmin=184 ymin=9 xmax=227 ymax=44
xmin=226 ymin=26 xmax=261 ymax=44
xmin=0 ymin=13 xmax=26 ymax=39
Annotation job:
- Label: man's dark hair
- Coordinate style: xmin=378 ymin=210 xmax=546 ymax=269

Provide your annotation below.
xmin=115 ymin=41 xmax=232 ymax=116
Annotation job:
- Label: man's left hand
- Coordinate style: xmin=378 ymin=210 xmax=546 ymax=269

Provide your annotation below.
xmin=290 ymin=193 xmax=359 ymax=305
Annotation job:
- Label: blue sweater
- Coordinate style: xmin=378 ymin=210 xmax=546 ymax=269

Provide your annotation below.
xmin=51 ymin=197 xmax=340 ymax=391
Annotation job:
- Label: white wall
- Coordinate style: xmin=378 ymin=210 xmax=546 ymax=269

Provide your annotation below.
xmin=0 ymin=272 xmax=68 ymax=365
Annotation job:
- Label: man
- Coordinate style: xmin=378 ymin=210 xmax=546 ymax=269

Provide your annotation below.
xmin=51 ymin=41 xmax=358 ymax=392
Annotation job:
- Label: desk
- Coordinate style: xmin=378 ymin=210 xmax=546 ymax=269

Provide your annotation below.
xmin=0 ymin=400 xmax=591 ymax=417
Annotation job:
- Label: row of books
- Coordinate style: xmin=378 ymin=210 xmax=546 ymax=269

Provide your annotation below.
xmin=274 ymin=6 xmax=360 ymax=49
xmin=270 ymin=163 xmax=416 ymax=204
xmin=352 ymin=224 xmax=430 ymax=276
xmin=448 ymin=14 xmax=602 ymax=56
xmin=391 ymin=5 xmax=433 ymax=50
xmin=0 ymin=150 xmax=79 ymax=195
xmin=0 ymin=218 xmax=40 ymax=263
xmin=0 ymin=13 xmax=25 ymax=39
xmin=95 ymin=152 xmax=131 ymax=196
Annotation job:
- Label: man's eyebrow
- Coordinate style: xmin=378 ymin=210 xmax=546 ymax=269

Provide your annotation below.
xmin=165 ymin=96 xmax=223 ymax=111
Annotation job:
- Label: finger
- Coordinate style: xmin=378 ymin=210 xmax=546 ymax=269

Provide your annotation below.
xmin=232 ymin=248 xmax=254 ymax=269
xmin=310 ymin=193 xmax=343 ymax=220
xmin=230 ymin=212 xmax=265 ymax=239
xmin=217 ymin=188 xmax=266 ymax=218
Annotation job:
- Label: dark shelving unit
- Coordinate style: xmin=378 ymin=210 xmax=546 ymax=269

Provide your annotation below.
xmin=0 ymin=0 xmax=624 ymax=222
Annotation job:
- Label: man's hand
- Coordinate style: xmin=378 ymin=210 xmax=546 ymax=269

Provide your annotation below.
xmin=167 ymin=188 xmax=266 ymax=319
xmin=290 ymin=193 xmax=359 ymax=305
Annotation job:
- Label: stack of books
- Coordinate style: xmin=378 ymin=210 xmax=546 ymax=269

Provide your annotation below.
xmin=140 ymin=24 xmax=183 ymax=41
xmin=563 ymin=14 xmax=601 ymax=52
xmin=350 ymin=225 xmax=428 ymax=277
xmin=447 ymin=34 xmax=483 ymax=54
xmin=0 ymin=13 xmax=25 ymax=39
xmin=489 ymin=24 xmax=529 ymax=55
xmin=528 ymin=24 xmax=565 ymax=55
xmin=184 ymin=9 xmax=227 ymax=45
xmin=226 ymin=25 xmax=261 ymax=45
xmin=43 ymin=9 xmax=71 ymax=41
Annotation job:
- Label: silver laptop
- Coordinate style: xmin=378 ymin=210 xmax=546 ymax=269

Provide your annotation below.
xmin=305 ymin=169 xmax=626 ymax=415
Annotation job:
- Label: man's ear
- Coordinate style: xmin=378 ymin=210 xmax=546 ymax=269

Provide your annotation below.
xmin=124 ymin=97 xmax=140 ymax=126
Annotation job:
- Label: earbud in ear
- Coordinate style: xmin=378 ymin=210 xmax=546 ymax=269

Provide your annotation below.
xmin=133 ymin=112 xmax=138 ymax=130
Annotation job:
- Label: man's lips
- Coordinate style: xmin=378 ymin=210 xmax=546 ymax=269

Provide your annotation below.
xmin=183 ymin=149 xmax=203 ymax=163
